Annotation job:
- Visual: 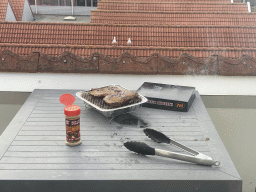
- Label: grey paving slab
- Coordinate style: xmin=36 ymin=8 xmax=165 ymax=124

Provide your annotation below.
xmin=0 ymin=89 xmax=242 ymax=192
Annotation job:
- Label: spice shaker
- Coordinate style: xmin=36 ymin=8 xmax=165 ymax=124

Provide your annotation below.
xmin=60 ymin=94 xmax=82 ymax=146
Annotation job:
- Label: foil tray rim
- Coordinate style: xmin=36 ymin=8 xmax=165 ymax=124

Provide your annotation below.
xmin=75 ymin=84 xmax=148 ymax=113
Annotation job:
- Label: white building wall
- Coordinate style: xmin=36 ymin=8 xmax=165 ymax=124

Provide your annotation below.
xmin=22 ymin=0 xmax=34 ymax=21
xmin=5 ymin=3 xmax=16 ymax=21
xmin=30 ymin=5 xmax=97 ymax=15
xmin=0 ymin=73 xmax=256 ymax=95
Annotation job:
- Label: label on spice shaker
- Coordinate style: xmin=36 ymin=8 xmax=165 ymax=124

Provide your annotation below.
xmin=66 ymin=118 xmax=80 ymax=141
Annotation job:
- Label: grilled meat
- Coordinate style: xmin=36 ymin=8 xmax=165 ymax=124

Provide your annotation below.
xmin=89 ymin=86 xmax=122 ymax=97
xmin=103 ymin=90 xmax=138 ymax=107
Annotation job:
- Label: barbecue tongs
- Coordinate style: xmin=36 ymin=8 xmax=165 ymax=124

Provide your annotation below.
xmin=124 ymin=128 xmax=220 ymax=166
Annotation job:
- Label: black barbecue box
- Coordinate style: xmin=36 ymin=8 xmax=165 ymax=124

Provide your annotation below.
xmin=137 ymin=82 xmax=196 ymax=112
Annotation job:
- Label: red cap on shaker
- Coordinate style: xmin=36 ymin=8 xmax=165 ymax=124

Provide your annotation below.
xmin=59 ymin=94 xmax=80 ymax=116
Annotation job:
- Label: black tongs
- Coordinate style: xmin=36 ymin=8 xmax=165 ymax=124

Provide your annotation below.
xmin=124 ymin=128 xmax=220 ymax=166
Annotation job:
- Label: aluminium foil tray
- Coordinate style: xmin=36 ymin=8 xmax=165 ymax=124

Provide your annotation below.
xmin=76 ymin=85 xmax=148 ymax=118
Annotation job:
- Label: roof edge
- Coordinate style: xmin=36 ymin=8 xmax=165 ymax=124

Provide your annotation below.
xmin=1 ymin=43 xmax=256 ymax=51
xmin=1 ymin=21 xmax=256 ymax=28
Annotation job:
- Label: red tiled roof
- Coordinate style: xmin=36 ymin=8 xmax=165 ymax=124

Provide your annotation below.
xmin=97 ymin=2 xmax=248 ymax=13
xmin=8 ymin=0 xmax=25 ymax=21
xmin=0 ymin=0 xmax=8 ymax=21
xmin=91 ymin=11 xmax=256 ymax=26
xmin=1 ymin=0 xmax=256 ymax=63
xmin=103 ymin=0 xmax=231 ymax=3
xmin=1 ymin=22 xmax=256 ymax=49
xmin=1 ymin=43 xmax=256 ymax=59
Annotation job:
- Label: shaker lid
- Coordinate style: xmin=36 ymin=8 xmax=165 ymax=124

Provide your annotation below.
xmin=60 ymin=94 xmax=80 ymax=116
xmin=60 ymin=93 xmax=76 ymax=106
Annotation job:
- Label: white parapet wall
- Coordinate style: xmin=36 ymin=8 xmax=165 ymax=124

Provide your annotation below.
xmin=0 ymin=72 xmax=256 ymax=95
xmin=30 ymin=5 xmax=97 ymax=15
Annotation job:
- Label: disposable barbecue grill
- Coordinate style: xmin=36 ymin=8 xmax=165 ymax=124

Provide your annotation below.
xmin=76 ymin=85 xmax=148 ymax=118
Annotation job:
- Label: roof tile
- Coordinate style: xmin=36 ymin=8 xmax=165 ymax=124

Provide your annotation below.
xmin=1 ymin=43 xmax=256 ymax=59
xmin=0 ymin=0 xmax=8 ymax=21
xmin=103 ymin=0 xmax=231 ymax=2
xmin=91 ymin=11 xmax=256 ymax=26
xmin=1 ymin=0 xmax=256 ymax=60
xmin=98 ymin=2 xmax=248 ymax=13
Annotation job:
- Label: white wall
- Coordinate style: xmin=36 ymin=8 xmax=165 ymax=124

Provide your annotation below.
xmin=30 ymin=5 xmax=97 ymax=15
xmin=22 ymin=0 xmax=34 ymax=21
xmin=5 ymin=3 xmax=16 ymax=21
xmin=0 ymin=72 xmax=256 ymax=95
